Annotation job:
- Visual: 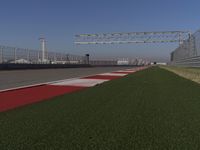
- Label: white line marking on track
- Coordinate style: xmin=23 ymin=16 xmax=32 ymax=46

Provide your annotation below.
xmin=0 ymin=83 xmax=45 ymax=93
xmin=115 ymin=70 xmax=136 ymax=73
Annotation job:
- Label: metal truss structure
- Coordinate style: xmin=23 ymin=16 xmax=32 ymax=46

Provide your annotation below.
xmin=75 ymin=31 xmax=191 ymax=45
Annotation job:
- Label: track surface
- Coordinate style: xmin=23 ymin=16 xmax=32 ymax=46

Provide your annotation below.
xmin=0 ymin=67 xmax=132 ymax=90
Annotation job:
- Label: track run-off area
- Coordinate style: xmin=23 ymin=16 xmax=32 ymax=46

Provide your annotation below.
xmin=1 ymin=66 xmax=200 ymax=149
xmin=0 ymin=67 xmax=146 ymax=112
xmin=0 ymin=67 xmax=133 ymax=90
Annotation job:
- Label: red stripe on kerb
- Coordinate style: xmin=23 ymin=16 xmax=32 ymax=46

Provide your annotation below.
xmin=0 ymin=85 xmax=85 ymax=112
xmin=83 ymin=75 xmax=122 ymax=80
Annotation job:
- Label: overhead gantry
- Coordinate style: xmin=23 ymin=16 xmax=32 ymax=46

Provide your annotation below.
xmin=75 ymin=31 xmax=191 ymax=45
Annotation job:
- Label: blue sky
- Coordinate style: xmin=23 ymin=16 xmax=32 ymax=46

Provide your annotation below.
xmin=0 ymin=0 xmax=200 ymax=61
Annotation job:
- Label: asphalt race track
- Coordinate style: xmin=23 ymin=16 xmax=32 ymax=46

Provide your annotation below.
xmin=0 ymin=67 xmax=132 ymax=90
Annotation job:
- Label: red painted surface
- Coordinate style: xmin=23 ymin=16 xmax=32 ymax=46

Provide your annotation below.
xmin=0 ymin=85 xmax=85 ymax=112
xmin=83 ymin=75 xmax=122 ymax=80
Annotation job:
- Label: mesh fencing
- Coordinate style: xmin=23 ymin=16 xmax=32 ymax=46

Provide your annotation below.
xmin=0 ymin=45 xmax=87 ymax=64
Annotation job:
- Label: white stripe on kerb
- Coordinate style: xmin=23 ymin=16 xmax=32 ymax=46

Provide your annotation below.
xmin=98 ymin=73 xmax=127 ymax=76
xmin=51 ymin=79 xmax=109 ymax=87
xmin=115 ymin=70 xmax=136 ymax=73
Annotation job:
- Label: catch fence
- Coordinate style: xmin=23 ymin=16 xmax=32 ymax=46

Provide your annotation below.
xmin=0 ymin=45 xmax=87 ymax=64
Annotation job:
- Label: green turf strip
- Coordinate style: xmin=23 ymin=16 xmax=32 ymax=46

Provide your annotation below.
xmin=161 ymin=66 xmax=200 ymax=84
xmin=1 ymin=67 xmax=200 ymax=149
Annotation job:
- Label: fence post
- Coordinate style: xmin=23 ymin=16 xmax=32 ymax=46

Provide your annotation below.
xmin=85 ymin=54 xmax=90 ymax=64
xmin=37 ymin=51 xmax=39 ymax=63
xmin=46 ymin=51 xmax=48 ymax=62
xmin=27 ymin=49 xmax=30 ymax=63
xmin=54 ymin=52 xmax=56 ymax=62
xmin=61 ymin=53 xmax=63 ymax=61
xmin=0 ymin=47 xmax=3 ymax=63
xmin=14 ymin=48 xmax=17 ymax=63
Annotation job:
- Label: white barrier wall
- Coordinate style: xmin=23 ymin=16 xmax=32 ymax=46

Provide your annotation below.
xmin=194 ymin=31 xmax=200 ymax=56
xmin=171 ymin=30 xmax=200 ymax=67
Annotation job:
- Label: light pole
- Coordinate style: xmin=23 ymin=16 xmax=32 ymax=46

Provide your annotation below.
xmin=39 ymin=37 xmax=47 ymax=63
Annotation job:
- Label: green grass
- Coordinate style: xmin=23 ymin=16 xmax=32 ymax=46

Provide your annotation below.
xmin=1 ymin=67 xmax=200 ymax=149
xmin=161 ymin=66 xmax=200 ymax=84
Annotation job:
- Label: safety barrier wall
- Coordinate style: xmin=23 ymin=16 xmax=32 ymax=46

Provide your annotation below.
xmin=171 ymin=30 xmax=200 ymax=67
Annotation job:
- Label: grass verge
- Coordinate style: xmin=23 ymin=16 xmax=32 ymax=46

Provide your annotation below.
xmin=1 ymin=67 xmax=200 ymax=149
xmin=161 ymin=66 xmax=200 ymax=84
